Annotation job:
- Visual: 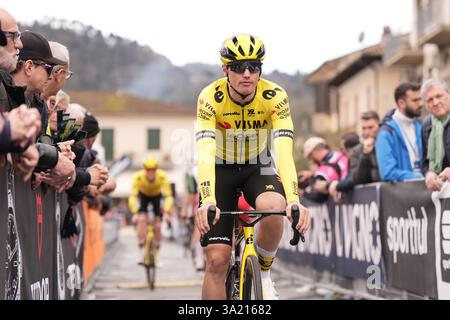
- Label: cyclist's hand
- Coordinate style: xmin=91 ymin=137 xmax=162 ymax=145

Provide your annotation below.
xmin=286 ymin=201 xmax=310 ymax=235
xmin=195 ymin=203 xmax=220 ymax=236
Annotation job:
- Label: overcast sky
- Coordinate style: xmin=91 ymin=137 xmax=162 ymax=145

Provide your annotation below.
xmin=1 ymin=0 xmax=413 ymax=74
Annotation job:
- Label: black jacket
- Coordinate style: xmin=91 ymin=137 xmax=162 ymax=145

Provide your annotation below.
xmin=350 ymin=144 xmax=380 ymax=185
xmin=0 ymin=70 xmax=26 ymax=112
xmin=0 ymin=70 xmax=58 ymax=169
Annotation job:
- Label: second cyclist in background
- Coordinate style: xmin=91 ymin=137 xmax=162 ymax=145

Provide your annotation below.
xmin=128 ymin=157 xmax=174 ymax=260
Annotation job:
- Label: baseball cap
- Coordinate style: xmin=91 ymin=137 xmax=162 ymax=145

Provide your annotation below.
xmin=303 ymin=137 xmax=326 ymax=158
xmin=18 ymin=31 xmax=66 ymax=65
xmin=49 ymin=41 xmax=70 ymax=66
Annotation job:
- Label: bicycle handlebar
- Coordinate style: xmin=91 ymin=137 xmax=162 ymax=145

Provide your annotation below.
xmin=200 ymin=205 xmax=305 ymax=247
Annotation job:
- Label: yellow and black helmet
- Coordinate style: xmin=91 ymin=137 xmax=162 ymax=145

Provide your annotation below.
xmin=143 ymin=157 xmax=158 ymax=170
xmin=220 ymin=34 xmax=265 ymax=64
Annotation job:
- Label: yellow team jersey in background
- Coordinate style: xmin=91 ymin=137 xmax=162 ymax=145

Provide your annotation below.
xmin=128 ymin=169 xmax=173 ymax=214
xmin=196 ymin=77 xmax=299 ymax=205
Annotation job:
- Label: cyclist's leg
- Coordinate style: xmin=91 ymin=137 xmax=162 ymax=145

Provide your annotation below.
xmin=137 ymin=193 xmax=151 ymax=247
xmin=243 ymin=164 xmax=286 ymax=299
xmin=201 ymin=165 xmax=240 ymax=300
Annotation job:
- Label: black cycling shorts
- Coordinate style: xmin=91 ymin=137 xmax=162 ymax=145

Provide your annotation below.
xmin=200 ymin=163 xmax=285 ymax=246
xmin=138 ymin=193 xmax=162 ymax=218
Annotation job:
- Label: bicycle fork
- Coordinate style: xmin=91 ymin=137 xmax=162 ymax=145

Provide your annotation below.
xmin=145 ymin=225 xmax=155 ymax=266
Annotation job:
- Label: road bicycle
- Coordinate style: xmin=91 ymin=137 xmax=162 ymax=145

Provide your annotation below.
xmin=201 ymin=205 xmax=304 ymax=300
xmin=138 ymin=204 xmax=160 ymax=290
xmin=140 ymin=218 xmax=158 ymax=290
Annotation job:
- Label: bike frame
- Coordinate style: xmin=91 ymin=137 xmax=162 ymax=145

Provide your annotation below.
xmin=201 ymin=206 xmax=303 ymax=300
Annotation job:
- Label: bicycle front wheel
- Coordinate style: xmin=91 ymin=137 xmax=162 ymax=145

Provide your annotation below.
xmin=242 ymin=255 xmax=263 ymax=300
xmin=145 ymin=239 xmax=156 ymax=290
xmin=225 ymin=264 xmax=239 ymax=300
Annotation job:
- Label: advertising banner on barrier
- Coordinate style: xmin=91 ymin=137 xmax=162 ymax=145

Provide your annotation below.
xmin=61 ymin=202 xmax=85 ymax=300
xmin=0 ymin=166 xmax=101 ymax=300
xmin=432 ymin=183 xmax=450 ymax=299
xmin=3 ymin=167 xmax=24 ymax=300
xmin=278 ymin=184 xmax=385 ymax=281
xmin=0 ymin=166 xmax=7 ymax=299
xmin=14 ymin=176 xmax=58 ymax=300
xmin=380 ymin=181 xmax=437 ymax=298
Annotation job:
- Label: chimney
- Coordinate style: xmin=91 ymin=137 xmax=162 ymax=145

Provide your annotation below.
xmin=381 ymin=25 xmax=392 ymax=46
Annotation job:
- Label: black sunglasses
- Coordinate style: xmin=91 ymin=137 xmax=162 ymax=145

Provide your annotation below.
xmin=3 ymin=31 xmax=21 ymax=43
xmin=32 ymin=60 xmax=54 ymax=76
xmin=227 ymin=61 xmax=262 ymax=74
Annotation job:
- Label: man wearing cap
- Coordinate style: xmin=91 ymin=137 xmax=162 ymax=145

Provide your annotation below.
xmin=11 ymin=30 xmax=65 ymax=137
xmin=299 ymin=136 xmax=348 ymax=203
xmin=0 ymin=8 xmax=41 ymax=181
xmin=42 ymin=41 xmax=72 ymax=101
xmin=6 ymin=30 xmax=76 ymax=191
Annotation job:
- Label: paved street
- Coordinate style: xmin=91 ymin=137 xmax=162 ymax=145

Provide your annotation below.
xmin=84 ymin=224 xmax=324 ymax=300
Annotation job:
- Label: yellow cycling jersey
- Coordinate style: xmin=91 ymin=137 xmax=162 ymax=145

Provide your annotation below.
xmin=196 ymin=77 xmax=299 ymax=205
xmin=128 ymin=169 xmax=173 ymax=214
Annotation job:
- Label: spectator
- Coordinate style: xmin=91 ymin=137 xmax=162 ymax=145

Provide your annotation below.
xmin=11 ymin=31 xmax=65 ymax=138
xmin=300 ymin=136 xmax=348 ymax=203
xmin=7 ymin=30 xmax=75 ymax=190
xmin=42 ymin=41 xmax=72 ymax=101
xmin=376 ymin=82 xmax=423 ymax=181
xmin=350 ymin=111 xmax=381 ymax=185
xmin=0 ymin=9 xmax=40 ymax=180
xmin=65 ymin=112 xmax=108 ymax=204
xmin=421 ymin=79 xmax=450 ymax=191
xmin=48 ymin=90 xmax=70 ymax=132
xmin=0 ymin=8 xmax=23 ymax=78
xmin=66 ymin=103 xmax=86 ymax=126
xmin=328 ymin=132 xmax=360 ymax=202
xmin=340 ymin=132 xmax=360 ymax=158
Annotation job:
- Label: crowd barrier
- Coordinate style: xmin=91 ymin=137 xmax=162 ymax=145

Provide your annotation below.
xmin=5 ymin=160 xmax=450 ymax=299
xmin=0 ymin=164 xmax=105 ymax=300
xmin=279 ymin=180 xmax=450 ymax=299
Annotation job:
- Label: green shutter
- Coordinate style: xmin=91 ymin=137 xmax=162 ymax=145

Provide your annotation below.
xmin=102 ymin=128 xmax=114 ymax=161
xmin=147 ymin=129 xmax=160 ymax=150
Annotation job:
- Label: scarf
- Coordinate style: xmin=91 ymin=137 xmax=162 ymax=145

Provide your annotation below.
xmin=428 ymin=112 xmax=450 ymax=173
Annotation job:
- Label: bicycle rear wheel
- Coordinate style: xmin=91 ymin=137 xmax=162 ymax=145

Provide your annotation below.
xmin=242 ymin=255 xmax=263 ymax=300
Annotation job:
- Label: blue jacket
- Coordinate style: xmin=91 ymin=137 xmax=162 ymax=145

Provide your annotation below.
xmin=375 ymin=112 xmax=423 ymax=182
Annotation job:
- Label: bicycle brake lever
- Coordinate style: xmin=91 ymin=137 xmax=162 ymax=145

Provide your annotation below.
xmin=200 ymin=205 xmax=217 ymax=248
xmin=290 ymin=205 xmax=305 ymax=245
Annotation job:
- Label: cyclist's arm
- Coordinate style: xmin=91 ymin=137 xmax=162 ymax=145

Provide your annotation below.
xmin=271 ymin=93 xmax=300 ymax=203
xmin=128 ymin=174 xmax=140 ymax=214
xmin=196 ymin=94 xmax=217 ymax=206
xmin=161 ymin=172 xmax=174 ymax=213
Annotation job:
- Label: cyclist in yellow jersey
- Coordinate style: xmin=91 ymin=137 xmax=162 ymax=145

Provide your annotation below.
xmin=195 ymin=34 xmax=310 ymax=300
xmin=128 ymin=157 xmax=173 ymax=250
